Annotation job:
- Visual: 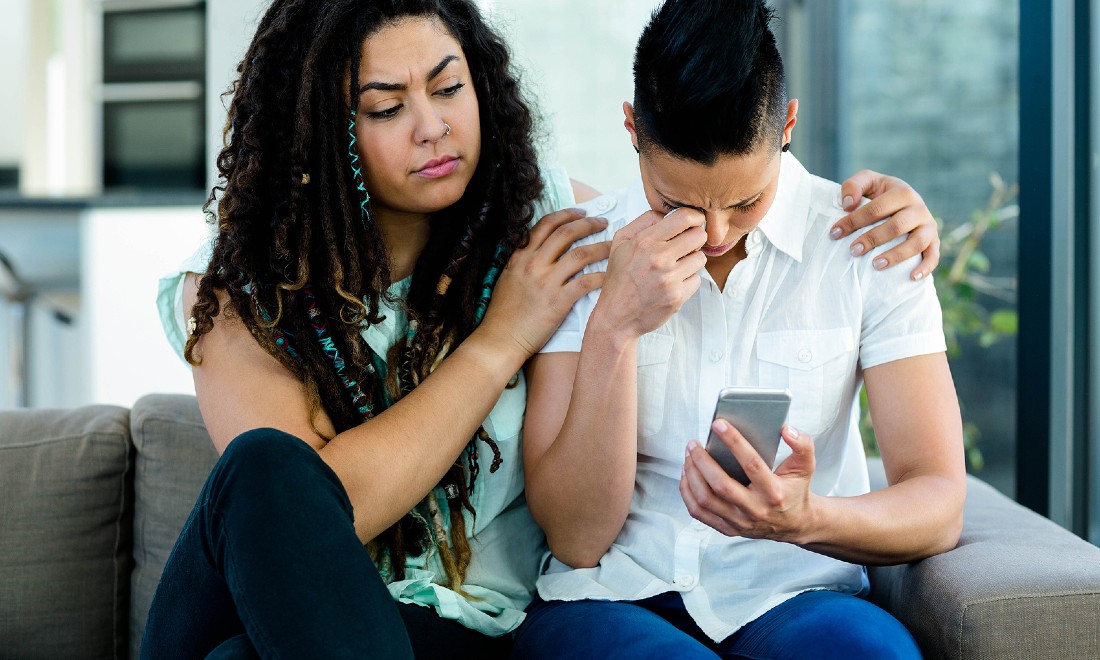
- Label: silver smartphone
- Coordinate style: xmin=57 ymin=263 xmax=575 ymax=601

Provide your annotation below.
xmin=704 ymin=387 xmax=792 ymax=485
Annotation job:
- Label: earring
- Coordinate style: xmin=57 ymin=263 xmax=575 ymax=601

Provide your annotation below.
xmin=443 ymin=122 xmax=452 ymax=137
xmin=782 ymin=142 xmax=791 ymax=153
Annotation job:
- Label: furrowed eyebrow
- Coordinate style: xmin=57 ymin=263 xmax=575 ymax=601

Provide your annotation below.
xmin=661 ymin=191 xmax=762 ymax=210
xmin=358 ymin=55 xmax=460 ymax=95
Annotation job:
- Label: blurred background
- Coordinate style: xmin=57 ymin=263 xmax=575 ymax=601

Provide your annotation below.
xmin=1 ymin=0 xmax=1093 ymax=543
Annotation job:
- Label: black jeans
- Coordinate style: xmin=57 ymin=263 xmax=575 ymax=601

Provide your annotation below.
xmin=140 ymin=428 xmax=511 ymax=659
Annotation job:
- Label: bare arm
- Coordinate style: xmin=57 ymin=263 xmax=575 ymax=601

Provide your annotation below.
xmin=524 ymin=209 xmax=706 ymax=568
xmin=682 ymin=352 xmax=966 ymax=565
xmin=186 ymin=209 xmax=610 ymax=544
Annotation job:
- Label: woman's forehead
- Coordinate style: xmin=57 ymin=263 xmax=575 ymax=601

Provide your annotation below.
xmin=357 ymin=16 xmax=465 ymax=82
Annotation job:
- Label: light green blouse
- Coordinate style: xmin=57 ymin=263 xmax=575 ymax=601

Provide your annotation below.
xmin=155 ymin=167 xmax=576 ymax=636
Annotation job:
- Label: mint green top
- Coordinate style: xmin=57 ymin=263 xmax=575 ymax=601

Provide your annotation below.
xmin=155 ymin=167 xmax=576 ymax=636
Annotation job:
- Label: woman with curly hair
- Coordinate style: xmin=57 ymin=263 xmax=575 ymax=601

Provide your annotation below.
xmin=143 ymin=0 xmax=943 ymax=657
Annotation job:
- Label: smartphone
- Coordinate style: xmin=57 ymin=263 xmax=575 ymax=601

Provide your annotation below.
xmin=704 ymin=387 xmax=792 ymax=485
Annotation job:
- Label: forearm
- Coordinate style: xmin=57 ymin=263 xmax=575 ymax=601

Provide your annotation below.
xmin=799 ymin=473 xmax=965 ymax=565
xmin=320 ymin=327 xmax=527 ymax=543
xmin=527 ymin=316 xmax=640 ymax=568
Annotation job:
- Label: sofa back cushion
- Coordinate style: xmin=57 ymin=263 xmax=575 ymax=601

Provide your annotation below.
xmin=0 ymin=405 xmax=132 ymax=660
xmin=129 ymin=393 xmax=218 ymax=659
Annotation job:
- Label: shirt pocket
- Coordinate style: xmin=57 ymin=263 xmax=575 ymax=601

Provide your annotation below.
xmin=637 ymin=331 xmax=675 ymax=438
xmin=756 ymin=329 xmax=856 ymax=436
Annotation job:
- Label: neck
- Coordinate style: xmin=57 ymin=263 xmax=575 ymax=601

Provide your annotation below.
xmin=705 ymin=236 xmax=748 ymax=291
xmin=374 ymin=207 xmax=432 ymax=282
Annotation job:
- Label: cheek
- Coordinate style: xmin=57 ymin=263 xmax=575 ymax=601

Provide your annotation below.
xmin=356 ymin=130 xmax=405 ymax=187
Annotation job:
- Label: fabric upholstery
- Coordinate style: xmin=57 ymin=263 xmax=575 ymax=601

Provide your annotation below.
xmin=868 ymin=461 xmax=1100 ymax=659
xmin=0 ymin=405 xmax=132 ymax=660
xmin=128 ymin=393 xmax=218 ymax=659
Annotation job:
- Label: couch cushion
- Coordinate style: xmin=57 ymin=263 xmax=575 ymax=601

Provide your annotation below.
xmin=869 ymin=475 xmax=1100 ymax=659
xmin=129 ymin=393 xmax=218 ymax=658
xmin=0 ymin=405 xmax=132 ymax=660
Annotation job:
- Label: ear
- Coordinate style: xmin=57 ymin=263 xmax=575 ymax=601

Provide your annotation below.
xmin=623 ymin=102 xmax=640 ymax=152
xmin=783 ymin=99 xmax=799 ymax=146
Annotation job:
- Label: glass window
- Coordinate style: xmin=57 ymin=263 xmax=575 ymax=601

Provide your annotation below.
xmin=777 ymin=0 xmax=1020 ymax=496
xmin=104 ymin=6 xmax=205 ymax=83
xmin=103 ymin=100 xmax=205 ymax=190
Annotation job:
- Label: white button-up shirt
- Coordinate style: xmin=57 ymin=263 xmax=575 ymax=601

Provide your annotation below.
xmin=538 ymin=153 xmax=946 ymax=642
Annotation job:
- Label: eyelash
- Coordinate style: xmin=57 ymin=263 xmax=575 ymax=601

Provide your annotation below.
xmin=365 ymin=83 xmax=465 ymax=120
xmin=661 ymin=198 xmax=762 ymax=213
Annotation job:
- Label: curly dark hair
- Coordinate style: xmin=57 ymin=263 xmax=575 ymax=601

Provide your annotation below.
xmin=185 ymin=0 xmax=543 ymax=591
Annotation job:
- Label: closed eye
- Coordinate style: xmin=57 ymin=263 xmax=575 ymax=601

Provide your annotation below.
xmin=436 ymin=82 xmax=465 ymax=97
xmin=367 ymin=104 xmax=402 ymax=120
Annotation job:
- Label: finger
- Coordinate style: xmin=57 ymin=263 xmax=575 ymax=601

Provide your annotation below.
xmin=848 ymin=206 xmax=927 ymax=262
xmin=679 ymin=470 xmax=741 ymax=536
xmin=528 ymin=208 xmax=587 ymax=248
xmin=614 ymin=210 xmax=664 ymax=244
xmin=913 ymin=232 xmax=941 ymax=281
xmin=561 ymin=272 xmax=605 ymax=302
xmin=671 ymin=256 xmax=707 ymax=287
xmin=840 ymin=169 xmax=896 ymax=207
xmin=644 ymin=207 xmax=706 ymax=242
xmin=539 ymin=216 xmax=610 ymax=263
xmin=710 ymin=420 xmax=779 ymax=489
xmin=687 ymin=436 xmax=761 ymax=508
xmin=664 ymin=225 xmax=708 ymax=259
xmin=559 ymin=240 xmax=612 ymax=273
xmin=865 ymin=226 xmax=934 ymax=273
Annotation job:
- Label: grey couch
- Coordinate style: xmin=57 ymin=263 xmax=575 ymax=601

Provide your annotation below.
xmin=1 ymin=394 xmax=1099 ymax=659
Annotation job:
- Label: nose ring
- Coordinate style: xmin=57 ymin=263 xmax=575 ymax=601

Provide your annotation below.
xmin=443 ymin=122 xmax=451 ymax=137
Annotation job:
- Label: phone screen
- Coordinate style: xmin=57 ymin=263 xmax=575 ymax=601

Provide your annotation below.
xmin=704 ymin=387 xmax=792 ymax=485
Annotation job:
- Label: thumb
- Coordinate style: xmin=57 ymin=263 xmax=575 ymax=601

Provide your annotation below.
xmin=774 ymin=425 xmax=815 ymax=478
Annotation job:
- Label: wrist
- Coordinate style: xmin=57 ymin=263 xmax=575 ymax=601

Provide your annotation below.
xmin=586 ymin=303 xmax=643 ymax=350
xmin=462 ymin=324 xmax=530 ymax=374
xmin=795 ymin=491 xmax=828 ymax=547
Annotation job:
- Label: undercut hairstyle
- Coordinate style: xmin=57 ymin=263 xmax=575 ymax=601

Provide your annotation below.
xmin=633 ymin=0 xmax=787 ymax=164
xmin=186 ymin=0 xmax=542 ymax=592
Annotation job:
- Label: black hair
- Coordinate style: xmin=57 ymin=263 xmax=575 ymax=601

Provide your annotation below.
xmin=633 ymin=0 xmax=787 ymax=164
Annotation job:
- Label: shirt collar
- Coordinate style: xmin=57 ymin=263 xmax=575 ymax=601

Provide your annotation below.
xmin=754 ymin=151 xmax=811 ymax=263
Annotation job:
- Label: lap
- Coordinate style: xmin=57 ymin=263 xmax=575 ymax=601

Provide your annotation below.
xmin=512 ymin=591 xmax=920 ymax=660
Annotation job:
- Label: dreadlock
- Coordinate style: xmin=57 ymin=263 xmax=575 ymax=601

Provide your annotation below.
xmin=185 ymin=0 xmax=542 ymax=593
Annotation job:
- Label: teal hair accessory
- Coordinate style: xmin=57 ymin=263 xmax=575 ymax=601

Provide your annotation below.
xmin=348 ymin=110 xmax=371 ymax=228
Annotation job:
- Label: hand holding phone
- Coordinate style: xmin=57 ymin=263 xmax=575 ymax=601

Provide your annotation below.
xmin=704 ymin=387 xmax=792 ymax=485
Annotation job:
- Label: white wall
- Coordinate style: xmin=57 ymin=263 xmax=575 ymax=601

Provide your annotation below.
xmin=485 ymin=0 xmax=661 ymax=193
xmin=0 ymin=0 xmax=28 ymax=170
xmin=81 ymin=207 xmax=210 ymax=407
xmin=206 ymin=0 xmax=269 ymax=190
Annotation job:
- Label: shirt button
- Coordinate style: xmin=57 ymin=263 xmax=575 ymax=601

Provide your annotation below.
xmin=798 ymin=348 xmax=813 ymax=363
xmin=691 ymin=520 xmax=707 ymax=531
xmin=748 ymin=229 xmax=762 ymax=245
xmin=593 ymin=197 xmax=613 ymax=214
xmin=677 ymin=575 xmax=697 ymax=589
xmin=709 ymin=350 xmax=723 ymax=363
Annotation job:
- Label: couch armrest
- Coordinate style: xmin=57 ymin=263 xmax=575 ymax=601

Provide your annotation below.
xmin=866 ymin=461 xmax=1100 ymax=659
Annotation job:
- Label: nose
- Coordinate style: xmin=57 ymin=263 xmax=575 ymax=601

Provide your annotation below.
xmin=703 ymin=212 xmax=728 ymax=246
xmin=412 ymin=101 xmax=449 ymax=144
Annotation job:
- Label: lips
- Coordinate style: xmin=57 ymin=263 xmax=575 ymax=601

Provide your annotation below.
xmin=414 ymin=156 xmax=459 ymax=179
xmin=700 ymin=240 xmax=736 ymax=257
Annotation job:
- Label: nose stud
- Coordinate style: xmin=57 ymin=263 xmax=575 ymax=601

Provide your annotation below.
xmin=443 ymin=122 xmax=451 ymax=137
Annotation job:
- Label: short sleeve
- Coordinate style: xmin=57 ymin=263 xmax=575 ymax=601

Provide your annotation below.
xmin=155 ymin=238 xmax=214 ymax=367
xmin=532 ymin=166 xmax=577 ymax=223
xmin=857 ymin=233 xmax=947 ymax=369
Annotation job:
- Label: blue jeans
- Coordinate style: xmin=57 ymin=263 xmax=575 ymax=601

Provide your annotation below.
xmin=140 ymin=428 xmax=510 ymax=659
xmin=512 ymin=590 xmax=921 ymax=659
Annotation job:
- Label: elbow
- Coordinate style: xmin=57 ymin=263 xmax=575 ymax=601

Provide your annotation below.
xmin=545 ymin=533 xmax=611 ymax=570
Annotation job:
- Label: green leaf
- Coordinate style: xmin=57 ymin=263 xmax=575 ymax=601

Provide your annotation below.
xmin=990 ymin=309 xmax=1018 ymax=335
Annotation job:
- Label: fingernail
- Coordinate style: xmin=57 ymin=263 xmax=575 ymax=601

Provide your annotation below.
xmin=850 ymin=243 xmax=865 ymax=257
xmin=783 ymin=425 xmax=799 ymax=440
xmin=843 ymin=195 xmax=855 ymax=209
xmin=712 ymin=419 xmax=728 ymax=433
xmin=873 ymin=257 xmax=888 ymax=270
xmin=913 ymin=271 xmax=925 ymax=281
xmin=829 ymin=226 xmax=843 ymax=240
xmin=687 ymin=440 xmax=701 ymax=452
xmin=569 ymin=207 xmax=587 ymax=215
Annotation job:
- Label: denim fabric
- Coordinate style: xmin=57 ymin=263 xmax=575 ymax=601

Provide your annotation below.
xmin=140 ymin=428 xmax=509 ymax=659
xmin=512 ymin=590 xmax=921 ymax=660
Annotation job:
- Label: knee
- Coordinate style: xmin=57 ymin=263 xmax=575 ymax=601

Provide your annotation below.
xmin=207 ymin=428 xmax=342 ymax=507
